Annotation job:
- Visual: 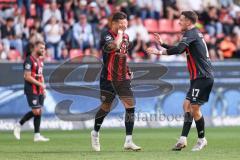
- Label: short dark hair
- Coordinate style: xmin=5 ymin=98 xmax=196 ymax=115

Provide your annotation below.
xmin=6 ymin=17 xmax=14 ymax=22
xmin=181 ymin=11 xmax=198 ymax=24
xmin=112 ymin=12 xmax=127 ymax=22
xmin=35 ymin=41 xmax=45 ymax=47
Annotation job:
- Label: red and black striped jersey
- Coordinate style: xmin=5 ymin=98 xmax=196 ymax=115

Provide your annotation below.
xmin=23 ymin=55 xmax=44 ymax=95
xmin=166 ymin=27 xmax=214 ymax=80
xmin=100 ymin=30 xmax=131 ymax=81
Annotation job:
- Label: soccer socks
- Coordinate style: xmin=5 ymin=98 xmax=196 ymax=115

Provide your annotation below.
xmin=19 ymin=111 xmax=34 ymax=125
xmin=34 ymin=115 xmax=41 ymax=133
xmin=181 ymin=112 xmax=193 ymax=137
xmin=195 ymin=116 xmax=205 ymax=138
xmin=125 ymin=108 xmax=135 ymax=136
xmin=94 ymin=108 xmax=109 ymax=132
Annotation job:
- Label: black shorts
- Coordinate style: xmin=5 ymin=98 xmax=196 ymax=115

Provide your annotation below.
xmin=186 ymin=78 xmax=214 ymax=105
xmin=26 ymin=94 xmax=44 ymax=108
xmin=100 ymin=79 xmax=134 ymax=103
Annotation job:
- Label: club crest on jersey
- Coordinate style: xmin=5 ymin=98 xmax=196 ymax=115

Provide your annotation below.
xmin=34 ymin=62 xmax=37 ymax=66
xmin=25 ymin=64 xmax=31 ymax=70
xmin=32 ymin=99 xmax=37 ymax=105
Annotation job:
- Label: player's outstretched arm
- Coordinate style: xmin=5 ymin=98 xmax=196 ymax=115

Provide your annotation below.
xmin=146 ymin=47 xmax=167 ymax=55
xmin=146 ymin=41 xmax=187 ymax=56
xmin=153 ymin=33 xmax=174 ymax=49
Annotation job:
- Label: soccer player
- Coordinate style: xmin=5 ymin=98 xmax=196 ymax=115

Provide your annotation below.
xmin=90 ymin=12 xmax=141 ymax=151
xmin=13 ymin=41 xmax=49 ymax=142
xmin=146 ymin=11 xmax=214 ymax=151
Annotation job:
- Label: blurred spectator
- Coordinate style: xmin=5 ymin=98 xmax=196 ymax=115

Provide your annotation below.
xmin=62 ymin=0 xmax=74 ymax=24
xmin=42 ymin=0 xmax=62 ymax=26
xmin=29 ymin=27 xmax=44 ymax=43
xmin=205 ymin=35 xmax=221 ymax=60
xmin=15 ymin=13 xmax=29 ymax=54
xmin=177 ymin=0 xmax=203 ymax=12
xmin=233 ymin=11 xmax=240 ymax=35
xmin=131 ymin=33 xmax=148 ymax=59
xmin=92 ymin=18 xmax=108 ymax=49
xmin=136 ymin=0 xmax=161 ymax=19
xmin=200 ymin=6 xmax=223 ymax=36
xmin=202 ymin=0 xmax=220 ymax=8
xmin=1 ymin=17 xmax=23 ymax=55
xmin=232 ymin=33 xmax=240 ymax=58
xmin=74 ymin=0 xmax=88 ymax=21
xmin=44 ymin=16 xmax=64 ymax=60
xmin=17 ymin=0 xmax=31 ymax=18
xmin=59 ymin=47 xmax=69 ymax=60
xmin=162 ymin=0 xmax=180 ymax=19
xmin=35 ymin=0 xmax=46 ymax=19
xmin=219 ymin=7 xmax=235 ymax=35
xmin=0 ymin=42 xmax=7 ymax=61
xmin=0 ymin=0 xmax=239 ymax=62
xmin=0 ymin=6 xmax=15 ymax=20
xmin=220 ymin=0 xmax=234 ymax=8
xmin=126 ymin=16 xmax=150 ymax=43
xmin=88 ymin=2 xmax=100 ymax=25
xmin=96 ymin=0 xmax=111 ymax=17
xmin=218 ymin=35 xmax=237 ymax=58
xmin=72 ymin=14 xmax=94 ymax=51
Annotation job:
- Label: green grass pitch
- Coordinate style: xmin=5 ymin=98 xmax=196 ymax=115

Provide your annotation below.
xmin=1 ymin=127 xmax=240 ymax=160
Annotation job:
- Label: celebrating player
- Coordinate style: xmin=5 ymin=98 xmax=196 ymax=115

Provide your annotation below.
xmin=90 ymin=11 xmax=141 ymax=152
xmin=146 ymin=11 xmax=214 ymax=151
xmin=13 ymin=41 xmax=49 ymax=142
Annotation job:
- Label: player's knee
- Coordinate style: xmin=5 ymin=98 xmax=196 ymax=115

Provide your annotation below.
xmin=100 ymin=103 xmax=112 ymax=112
xmin=191 ymin=107 xmax=201 ymax=119
xmin=121 ymin=97 xmax=135 ymax=108
xmin=32 ymin=108 xmax=41 ymax=116
xmin=183 ymin=100 xmax=191 ymax=112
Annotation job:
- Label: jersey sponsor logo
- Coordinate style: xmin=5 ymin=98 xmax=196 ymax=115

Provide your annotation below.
xmin=105 ymin=35 xmax=112 ymax=41
xmin=32 ymin=99 xmax=37 ymax=105
xmin=25 ymin=63 xmax=31 ymax=70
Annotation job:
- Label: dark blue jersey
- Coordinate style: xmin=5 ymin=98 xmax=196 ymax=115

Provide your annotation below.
xmin=166 ymin=27 xmax=214 ymax=80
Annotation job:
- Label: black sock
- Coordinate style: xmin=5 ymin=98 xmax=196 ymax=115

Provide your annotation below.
xmin=125 ymin=108 xmax=135 ymax=135
xmin=181 ymin=112 xmax=193 ymax=137
xmin=195 ymin=116 xmax=205 ymax=138
xmin=19 ymin=111 xmax=34 ymax=125
xmin=94 ymin=108 xmax=108 ymax=132
xmin=34 ymin=115 xmax=41 ymax=133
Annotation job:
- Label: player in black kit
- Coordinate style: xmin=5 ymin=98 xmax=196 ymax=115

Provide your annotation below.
xmin=147 ymin=11 xmax=214 ymax=151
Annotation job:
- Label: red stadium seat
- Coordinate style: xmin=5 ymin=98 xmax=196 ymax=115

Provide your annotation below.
xmin=158 ymin=19 xmax=174 ymax=33
xmin=143 ymin=19 xmax=159 ymax=33
xmin=149 ymin=33 xmax=156 ymax=42
xmin=69 ymin=49 xmax=83 ymax=59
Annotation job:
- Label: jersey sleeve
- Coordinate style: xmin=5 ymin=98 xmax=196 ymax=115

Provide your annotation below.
xmin=23 ymin=57 xmax=32 ymax=72
xmin=179 ymin=31 xmax=196 ymax=47
xmin=100 ymin=31 xmax=115 ymax=53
